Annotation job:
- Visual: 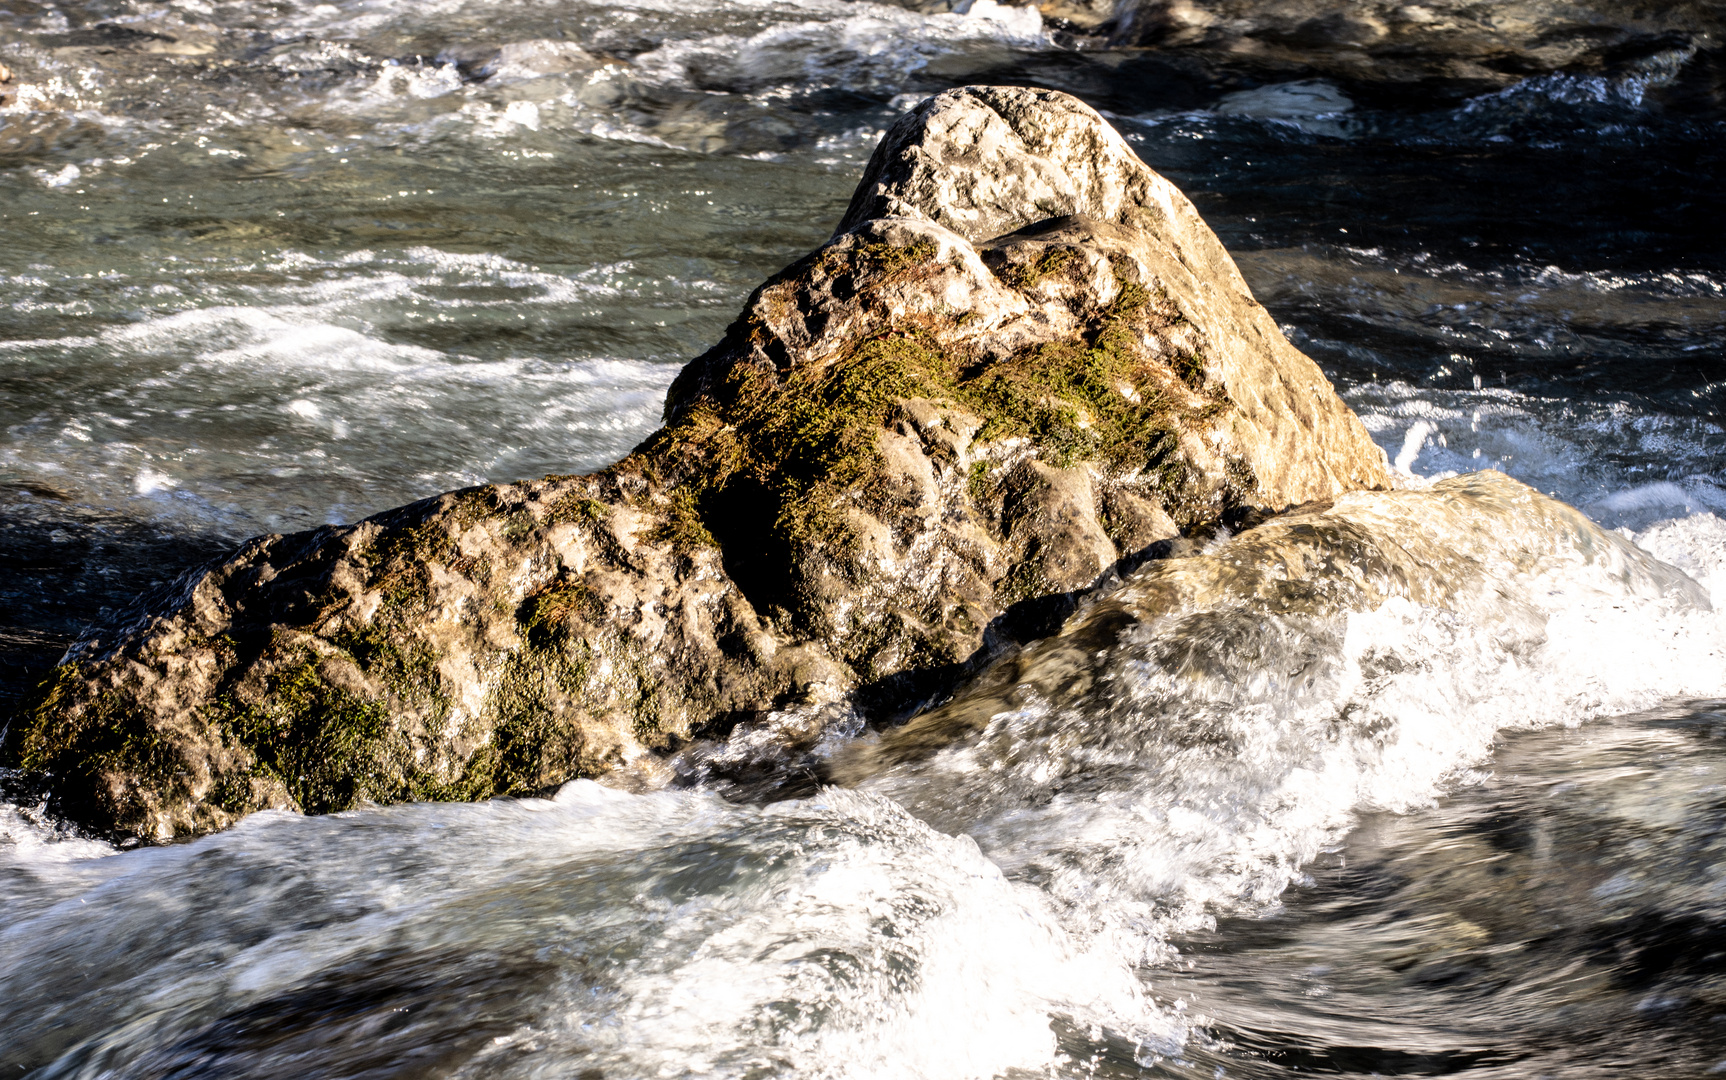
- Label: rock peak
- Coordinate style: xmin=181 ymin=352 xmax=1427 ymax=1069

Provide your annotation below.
xmin=839 ymin=86 xmax=1181 ymax=243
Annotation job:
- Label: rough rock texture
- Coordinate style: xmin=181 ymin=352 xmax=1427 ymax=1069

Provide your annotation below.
xmin=1112 ymin=0 xmax=1724 ymax=99
xmin=866 ymin=0 xmax=1723 ymax=95
xmin=5 ymin=86 xmax=1390 ymax=841
xmin=835 ymin=468 xmax=1714 ymax=780
xmin=836 ymin=86 xmax=1388 ymax=506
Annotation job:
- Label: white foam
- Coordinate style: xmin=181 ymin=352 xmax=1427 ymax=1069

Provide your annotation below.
xmin=1348 ymin=380 xmax=1726 ymax=525
xmin=1595 ymin=479 xmax=1726 ymax=521
xmin=1209 ymin=79 xmax=1355 ymax=136
xmin=631 ymin=0 xmax=1047 ymax=96
xmin=1630 ymin=512 xmax=1726 ymax=603
xmin=861 ymin=479 xmax=1726 ymax=966
xmin=132 ymin=466 xmax=177 ymax=495
xmin=1212 ymin=80 xmax=1353 ymax=120
xmin=1458 ymin=45 xmax=1693 ymax=113
xmin=0 ymin=785 xmax=1176 ymax=1078
xmin=0 ymin=800 xmax=112 ymax=868
xmin=952 ymin=0 xmax=1044 ymax=36
xmin=1392 ymin=418 xmax=1435 ymax=474
xmin=35 ymin=163 xmax=81 ymax=188
xmin=0 ymin=245 xmax=701 ymax=534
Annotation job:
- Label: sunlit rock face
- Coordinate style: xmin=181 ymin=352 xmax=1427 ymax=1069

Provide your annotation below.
xmin=1110 ymin=0 xmax=1722 ymax=98
xmin=8 ymin=85 xmax=1391 ymax=841
xmin=834 ymin=468 xmax=1714 ymax=786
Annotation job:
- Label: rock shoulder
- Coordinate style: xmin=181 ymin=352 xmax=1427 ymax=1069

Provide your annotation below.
xmin=836 ymin=468 xmax=1713 ymax=783
xmin=7 ymin=86 xmax=1390 ymax=840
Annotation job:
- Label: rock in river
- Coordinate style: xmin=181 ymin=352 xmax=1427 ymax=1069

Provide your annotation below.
xmin=832 ymin=468 xmax=1713 ymax=788
xmin=7 ymin=85 xmax=1392 ymax=840
xmin=1110 ymin=0 xmax=1720 ymax=101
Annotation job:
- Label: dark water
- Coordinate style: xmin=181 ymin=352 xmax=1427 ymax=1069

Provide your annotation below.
xmin=1 ymin=1 xmax=1724 ymax=1076
xmin=1162 ymin=701 xmax=1726 ymax=1079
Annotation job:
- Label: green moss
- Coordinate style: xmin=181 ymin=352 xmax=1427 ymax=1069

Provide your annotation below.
xmin=543 ymin=491 xmax=613 ymax=529
xmin=478 ymin=569 xmax=694 ymax=789
xmin=1173 ymin=350 xmax=1207 ymax=390
xmin=517 ymin=579 xmax=601 ymax=650
xmin=367 ymin=517 xmax=461 ymax=611
xmin=329 ymin=622 xmax=449 ymax=724
xmin=469 ymin=580 xmax=613 ymax=796
xmin=630 ymin=238 xmax=1217 ymax=625
xmin=744 ymin=331 xmax=942 ymax=547
xmin=11 ymin=664 xmax=203 ymax=832
xmin=361 ymin=489 xmax=502 ymax=611
xmin=819 ymin=237 xmax=938 ymax=283
xmin=448 ymin=486 xmax=503 ymax=527
xmin=10 ymin=662 xmax=80 ymax=770
xmin=477 ymin=640 xmax=592 ymax=796
xmin=967 ymin=459 xmax=995 ymax=505
xmin=628 ymin=654 xmax=665 ymax=742
xmin=996 ymin=557 xmax=1054 ymax=606
xmin=840 ymin=609 xmax=968 ymax=680
xmin=501 ymin=510 xmax=538 ymax=544
xmin=964 ymin=280 xmax=1179 ymax=469
xmin=649 ymin=484 xmax=718 ymax=552
xmin=997 ymin=246 xmax=1075 ymax=289
xmin=638 ymin=334 xmax=936 ymax=571
xmin=1223 ymin=452 xmax=1260 ymax=506
xmin=208 ymin=640 xmax=495 ymax=815
xmin=212 ymin=654 xmax=395 ymax=814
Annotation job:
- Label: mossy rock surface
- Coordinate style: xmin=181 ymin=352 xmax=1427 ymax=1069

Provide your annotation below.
xmin=5 ymin=86 xmax=1391 ymax=840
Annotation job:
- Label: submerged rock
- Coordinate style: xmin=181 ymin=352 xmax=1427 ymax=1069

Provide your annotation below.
xmin=7 ymin=85 xmax=1391 ymax=840
xmin=1112 ymin=0 xmax=1720 ymax=99
xmin=832 ymin=469 xmax=1713 ymax=783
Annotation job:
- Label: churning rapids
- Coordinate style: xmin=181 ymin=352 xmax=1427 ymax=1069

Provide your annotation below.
xmin=3 ymin=0 xmax=1726 ymax=1076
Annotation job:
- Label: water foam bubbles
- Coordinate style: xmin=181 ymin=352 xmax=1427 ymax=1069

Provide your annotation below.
xmin=1632 ymin=513 xmax=1726 ymax=602
xmin=851 ymin=473 xmax=1726 ymax=973
xmin=35 ymin=163 xmax=80 ymax=188
xmin=0 ymin=245 xmax=704 ymax=536
xmin=631 ymin=0 xmax=1046 ymax=97
xmin=0 ymin=783 xmax=1175 ymax=1079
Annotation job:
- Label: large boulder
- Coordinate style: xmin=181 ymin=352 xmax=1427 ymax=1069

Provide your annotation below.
xmin=4 ymin=86 xmax=1390 ymax=841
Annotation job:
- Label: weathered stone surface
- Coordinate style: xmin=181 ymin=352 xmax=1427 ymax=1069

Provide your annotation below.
xmin=838 ymin=89 xmax=1390 ymax=508
xmin=6 ymin=86 xmax=1390 ymax=840
xmin=833 ymin=468 xmax=1714 ymax=782
xmin=1112 ymin=0 xmax=1722 ymax=98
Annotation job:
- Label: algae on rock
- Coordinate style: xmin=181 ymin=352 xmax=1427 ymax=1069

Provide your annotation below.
xmin=6 ymin=85 xmax=1392 ymax=840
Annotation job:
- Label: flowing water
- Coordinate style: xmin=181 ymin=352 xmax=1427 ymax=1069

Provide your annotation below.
xmin=2 ymin=0 xmax=1725 ymax=1075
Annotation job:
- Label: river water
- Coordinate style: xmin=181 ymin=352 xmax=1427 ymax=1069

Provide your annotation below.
xmin=2 ymin=0 xmax=1725 ymax=1076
